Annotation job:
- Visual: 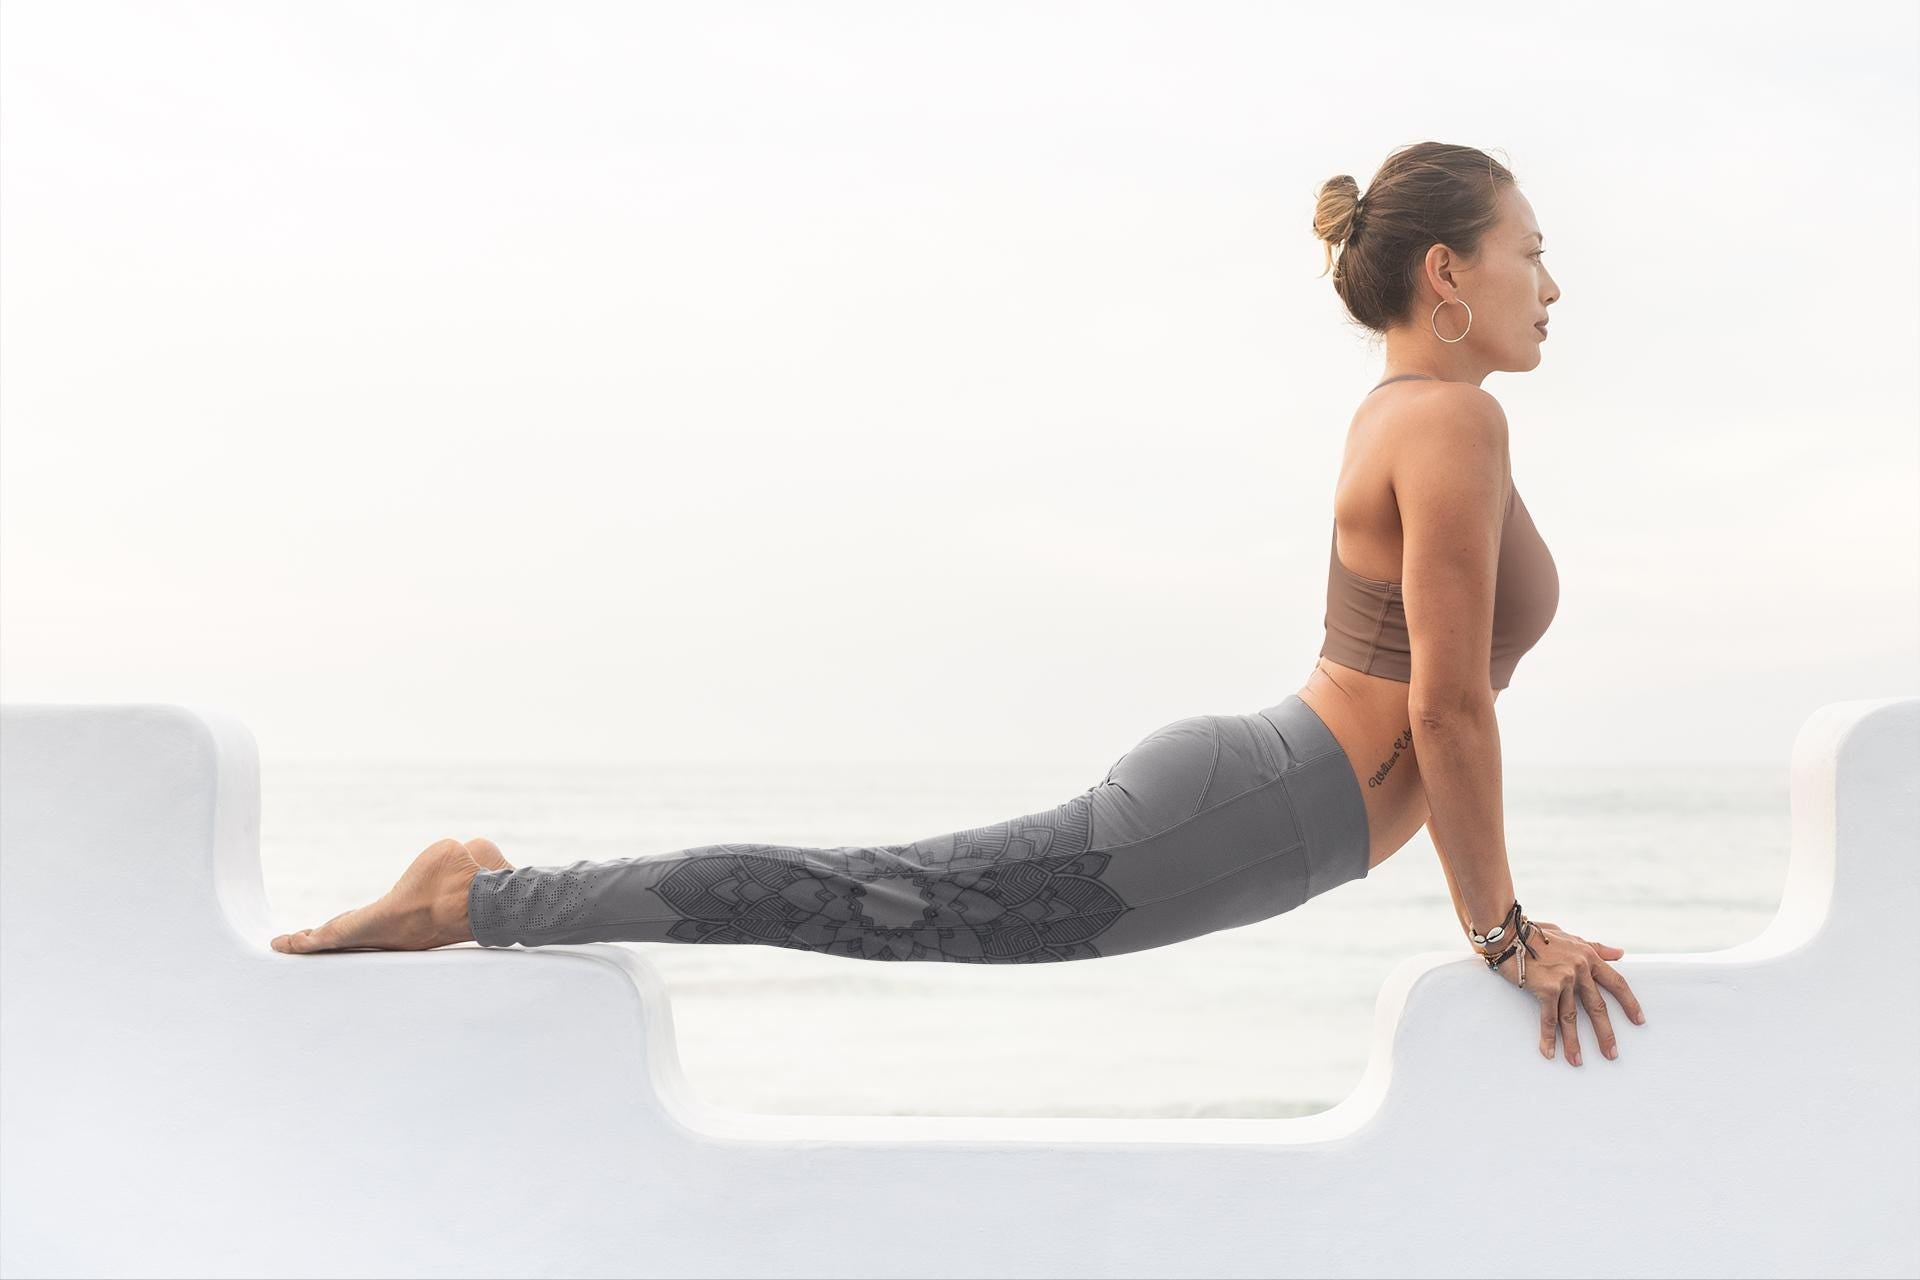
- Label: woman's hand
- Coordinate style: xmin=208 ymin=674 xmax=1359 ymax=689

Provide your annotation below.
xmin=1485 ymin=919 xmax=1646 ymax=1066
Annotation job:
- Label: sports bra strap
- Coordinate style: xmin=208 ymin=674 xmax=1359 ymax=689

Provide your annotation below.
xmin=1367 ymin=372 xmax=1438 ymax=395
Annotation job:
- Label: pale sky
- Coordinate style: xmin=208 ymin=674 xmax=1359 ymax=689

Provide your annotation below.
xmin=3 ymin=0 xmax=1915 ymax=770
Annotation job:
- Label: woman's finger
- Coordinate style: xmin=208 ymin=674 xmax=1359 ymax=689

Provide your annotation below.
xmin=1558 ymin=979 xmax=1582 ymax=1066
xmin=1579 ymin=965 xmax=1619 ymax=1059
xmin=1590 ymin=959 xmax=1647 ymax=1025
xmin=1538 ymin=986 xmax=1559 ymax=1060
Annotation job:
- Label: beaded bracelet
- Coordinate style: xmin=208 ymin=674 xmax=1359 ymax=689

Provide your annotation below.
xmin=1483 ymin=918 xmax=1545 ymax=986
xmin=1469 ymin=898 xmax=1524 ymax=950
xmin=1469 ymin=899 xmax=1549 ymax=986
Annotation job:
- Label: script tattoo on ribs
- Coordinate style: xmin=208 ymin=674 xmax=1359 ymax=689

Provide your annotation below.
xmin=1366 ymin=726 xmax=1415 ymax=790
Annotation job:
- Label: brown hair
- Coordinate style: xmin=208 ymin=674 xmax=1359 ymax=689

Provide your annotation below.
xmin=1311 ymin=142 xmax=1517 ymax=337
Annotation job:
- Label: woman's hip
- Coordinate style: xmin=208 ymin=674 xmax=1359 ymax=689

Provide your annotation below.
xmin=1084 ymin=695 xmax=1371 ymax=910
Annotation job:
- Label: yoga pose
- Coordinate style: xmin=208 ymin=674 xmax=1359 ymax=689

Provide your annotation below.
xmin=271 ymin=141 xmax=1647 ymax=1065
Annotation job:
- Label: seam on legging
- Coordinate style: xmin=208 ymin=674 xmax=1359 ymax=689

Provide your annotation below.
xmin=1085 ymin=836 xmax=1309 ymax=917
xmin=526 ymin=838 xmax=1314 ymax=938
xmin=1296 ymin=746 xmax=1348 ymax=767
xmin=1086 ymin=744 xmax=1345 ymax=857
xmin=1091 ymin=772 xmax=1292 ymax=854
xmin=1191 ymin=721 xmax=1222 ymax=818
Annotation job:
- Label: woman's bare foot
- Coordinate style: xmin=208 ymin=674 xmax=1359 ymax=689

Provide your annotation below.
xmin=270 ymin=837 xmax=516 ymax=954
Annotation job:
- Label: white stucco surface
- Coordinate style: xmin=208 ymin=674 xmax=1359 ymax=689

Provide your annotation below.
xmin=1 ymin=697 xmax=1915 ymax=1279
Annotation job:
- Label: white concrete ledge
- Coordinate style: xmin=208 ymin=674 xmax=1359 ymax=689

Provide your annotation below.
xmin=2 ymin=697 xmax=1915 ymax=1279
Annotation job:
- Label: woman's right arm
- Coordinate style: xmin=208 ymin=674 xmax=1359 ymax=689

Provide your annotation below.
xmin=1393 ymin=386 xmax=1516 ymax=941
xmin=1395 ymin=386 xmax=1648 ymax=1064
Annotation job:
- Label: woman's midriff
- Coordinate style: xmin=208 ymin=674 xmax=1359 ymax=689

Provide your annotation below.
xmin=1295 ymin=659 xmax=1502 ymax=873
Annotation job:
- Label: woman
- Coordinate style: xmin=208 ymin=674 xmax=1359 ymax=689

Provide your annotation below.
xmin=271 ymin=141 xmax=1646 ymax=1066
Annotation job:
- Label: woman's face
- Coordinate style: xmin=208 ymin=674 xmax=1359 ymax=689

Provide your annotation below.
xmin=1477 ymin=188 xmax=1560 ymax=367
xmin=1405 ymin=186 xmax=1561 ymax=371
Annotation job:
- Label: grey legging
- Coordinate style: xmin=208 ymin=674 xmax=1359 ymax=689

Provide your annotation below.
xmin=466 ymin=693 xmax=1370 ymax=961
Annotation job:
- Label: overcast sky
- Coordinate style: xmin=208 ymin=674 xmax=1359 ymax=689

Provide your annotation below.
xmin=3 ymin=0 xmax=1915 ymax=771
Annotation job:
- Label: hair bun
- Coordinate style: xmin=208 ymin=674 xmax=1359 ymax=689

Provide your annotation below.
xmin=1313 ymin=175 xmax=1363 ymax=247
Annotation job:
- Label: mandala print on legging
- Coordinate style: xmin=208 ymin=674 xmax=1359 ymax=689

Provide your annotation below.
xmin=655 ymin=791 xmax=1129 ymax=961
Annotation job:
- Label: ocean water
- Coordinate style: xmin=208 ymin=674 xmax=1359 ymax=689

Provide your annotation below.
xmin=258 ymin=757 xmax=1792 ymax=1119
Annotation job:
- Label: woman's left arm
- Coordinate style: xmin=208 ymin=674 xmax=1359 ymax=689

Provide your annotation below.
xmin=1424 ymin=687 xmax=1503 ymax=941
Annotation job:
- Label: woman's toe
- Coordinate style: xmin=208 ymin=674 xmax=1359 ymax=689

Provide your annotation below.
xmin=285 ymin=925 xmax=331 ymax=954
xmin=281 ymin=906 xmax=374 ymax=953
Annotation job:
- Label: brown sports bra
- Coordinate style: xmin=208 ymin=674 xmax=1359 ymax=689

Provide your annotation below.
xmin=1319 ymin=375 xmax=1561 ymax=692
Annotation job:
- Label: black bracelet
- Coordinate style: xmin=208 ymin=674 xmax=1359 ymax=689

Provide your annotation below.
xmin=1479 ymin=911 xmax=1543 ymax=985
xmin=1469 ymin=898 xmax=1524 ymax=950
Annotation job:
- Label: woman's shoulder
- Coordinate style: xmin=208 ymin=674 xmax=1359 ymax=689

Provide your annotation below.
xmin=1360 ymin=382 xmax=1509 ymax=508
xmin=1358 ymin=379 xmax=1508 ymax=454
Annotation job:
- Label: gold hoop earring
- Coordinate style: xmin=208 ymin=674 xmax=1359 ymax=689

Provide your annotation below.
xmin=1430 ymin=297 xmax=1472 ymax=344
